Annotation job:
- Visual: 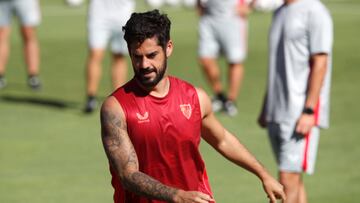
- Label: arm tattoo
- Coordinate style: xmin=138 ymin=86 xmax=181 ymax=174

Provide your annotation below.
xmin=100 ymin=107 xmax=178 ymax=201
xmin=123 ymin=172 xmax=178 ymax=201
xmin=101 ymin=108 xmax=138 ymax=172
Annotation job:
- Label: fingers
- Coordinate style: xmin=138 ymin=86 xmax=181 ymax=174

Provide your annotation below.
xmin=268 ymin=193 xmax=276 ymax=203
xmin=296 ymin=114 xmax=315 ymax=135
xmin=295 ymin=122 xmax=310 ymax=135
xmin=195 ymin=192 xmax=214 ymax=203
xmin=176 ymin=191 xmax=214 ymax=203
xmin=268 ymin=189 xmax=286 ymax=203
xmin=276 ymin=188 xmax=286 ymax=201
xmin=263 ymin=177 xmax=286 ymax=203
xmin=268 ymin=192 xmax=286 ymax=203
xmin=257 ymin=116 xmax=267 ymax=128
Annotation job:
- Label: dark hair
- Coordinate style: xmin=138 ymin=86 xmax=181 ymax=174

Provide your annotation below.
xmin=123 ymin=9 xmax=171 ymax=50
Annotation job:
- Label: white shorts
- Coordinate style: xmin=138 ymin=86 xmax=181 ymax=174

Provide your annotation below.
xmin=87 ymin=0 xmax=134 ymax=54
xmin=198 ymin=15 xmax=247 ymax=63
xmin=267 ymin=122 xmax=320 ymax=174
xmin=0 ymin=0 xmax=41 ymax=27
xmin=88 ymin=18 xmax=128 ymax=54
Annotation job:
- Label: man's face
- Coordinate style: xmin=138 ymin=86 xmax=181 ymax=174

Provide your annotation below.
xmin=129 ymin=37 xmax=172 ymax=88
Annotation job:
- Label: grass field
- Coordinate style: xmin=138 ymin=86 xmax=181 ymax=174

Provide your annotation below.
xmin=1 ymin=0 xmax=360 ymax=202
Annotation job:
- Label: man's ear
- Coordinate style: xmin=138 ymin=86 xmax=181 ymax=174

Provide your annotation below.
xmin=166 ymin=40 xmax=173 ymax=57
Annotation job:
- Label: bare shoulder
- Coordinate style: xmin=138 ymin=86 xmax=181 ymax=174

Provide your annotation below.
xmin=195 ymin=87 xmax=212 ymax=118
xmin=100 ymin=96 xmax=126 ymax=124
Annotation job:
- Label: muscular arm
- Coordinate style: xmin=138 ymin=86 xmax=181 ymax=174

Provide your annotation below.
xmin=101 ymin=97 xmax=178 ymax=200
xmin=197 ymin=88 xmax=269 ymax=178
xmin=101 ymin=96 xmax=213 ymax=203
xmin=196 ymin=88 xmax=285 ymax=202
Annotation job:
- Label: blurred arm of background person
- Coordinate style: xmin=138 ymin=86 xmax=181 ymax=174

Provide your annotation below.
xmin=295 ymin=54 xmax=328 ymax=135
xmin=196 ymin=0 xmax=206 ymax=15
xmin=257 ymin=92 xmax=268 ymax=128
xmin=237 ymin=0 xmax=257 ymax=18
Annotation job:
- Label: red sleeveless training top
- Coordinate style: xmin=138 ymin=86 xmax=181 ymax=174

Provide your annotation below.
xmin=110 ymin=76 xmax=214 ymax=203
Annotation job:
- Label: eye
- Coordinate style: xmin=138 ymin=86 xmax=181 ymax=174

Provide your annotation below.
xmin=133 ymin=54 xmax=142 ymax=60
xmin=147 ymin=52 xmax=157 ymax=59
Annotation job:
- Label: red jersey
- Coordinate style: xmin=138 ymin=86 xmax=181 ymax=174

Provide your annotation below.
xmin=110 ymin=76 xmax=214 ymax=203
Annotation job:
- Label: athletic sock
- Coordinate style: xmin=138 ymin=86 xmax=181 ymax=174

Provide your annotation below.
xmin=0 ymin=75 xmax=6 ymax=89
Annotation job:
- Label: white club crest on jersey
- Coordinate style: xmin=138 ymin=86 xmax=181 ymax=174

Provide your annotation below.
xmin=136 ymin=112 xmax=150 ymax=123
xmin=180 ymin=104 xmax=192 ymax=119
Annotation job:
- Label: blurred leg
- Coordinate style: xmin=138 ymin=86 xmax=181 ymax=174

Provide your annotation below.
xmin=199 ymin=57 xmax=222 ymax=94
xmin=280 ymin=171 xmax=302 ymax=203
xmin=0 ymin=27 xmax=11 ymax=76
xmin=84 ymin=48 xmax=105 ymax=113
xmin=111 ymin=53 xmax=127 ymax=90
xmin=20 ymin=26 xmax=39 ymax=76
xmin=227 ymin=63 xmax=244 ymax=101
xmin=86 ymin=48 xmax=105 ymax=97
xmin=298 ymin=180 xmax=308 ymax=203
xmin=221 ymin=62 xmax=243 ymax=116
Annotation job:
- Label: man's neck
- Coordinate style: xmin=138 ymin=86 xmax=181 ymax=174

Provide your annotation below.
xmin=136 ymin=76 xmax=170 ymax=98
xmin=150 ymin=76 xmax=170 ymax=98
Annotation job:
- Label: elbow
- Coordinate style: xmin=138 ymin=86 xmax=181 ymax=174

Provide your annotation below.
xmin=118 ymin=171 xmax=134 ymax=190
xmin=118 ymin=169 xmax=139 ymax=191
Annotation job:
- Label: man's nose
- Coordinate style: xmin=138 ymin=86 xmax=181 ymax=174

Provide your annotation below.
xmin=141 ymin=57 xmax=151 ymax=68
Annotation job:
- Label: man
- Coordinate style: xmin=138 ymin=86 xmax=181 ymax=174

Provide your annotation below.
xmin=0 ymin=0 xmax=41 ymax=90
xmin=196 ymin=0 xmax=253 ymax=116
xmin=84 ymin=0 xmax=135 ymax=113
xmin=101 ymin=10 xmax=286 ymax=203
xmin=258 ymin=0 xmax=333 ymax=202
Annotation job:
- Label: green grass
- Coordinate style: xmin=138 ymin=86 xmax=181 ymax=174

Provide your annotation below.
xmin=1 ymin=0 xmax=360 ymax=202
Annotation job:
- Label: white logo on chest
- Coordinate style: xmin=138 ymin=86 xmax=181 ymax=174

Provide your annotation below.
xmin=136 ymin=112 xmax=150 ymax=123
xmin=180 ymin=104 xmax=192 ymax=119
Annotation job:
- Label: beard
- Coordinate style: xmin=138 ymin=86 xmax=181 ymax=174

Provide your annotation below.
xmin=134 ymin=59 xmax=167 ymax=88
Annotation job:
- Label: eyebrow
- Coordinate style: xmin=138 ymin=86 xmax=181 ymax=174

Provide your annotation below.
xmin=134 ymin=50 xmax=159 ymax=57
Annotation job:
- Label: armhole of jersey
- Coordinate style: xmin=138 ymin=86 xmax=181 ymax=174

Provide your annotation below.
xmin=193 ymin=87 xmax=203 ymax=119
xmin=112 ymin=95 xmax=129 ymax=130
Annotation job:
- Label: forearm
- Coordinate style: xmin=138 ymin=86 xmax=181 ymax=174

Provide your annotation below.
xmin=216 ymin=132 xmax=270 ymax=180
xmin=101 ymin=99 xmax=178 ymax=202
xmin=305 ymin=54 xmax=328 ymax=109
xmin=103 ymin=138 xmax=178 ymax=202
xmin=121 ymin=171 xmax=178 ymax=201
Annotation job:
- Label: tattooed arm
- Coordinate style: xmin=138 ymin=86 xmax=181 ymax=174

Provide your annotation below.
xmin=100 ymin=96 xmax=213 ymax=203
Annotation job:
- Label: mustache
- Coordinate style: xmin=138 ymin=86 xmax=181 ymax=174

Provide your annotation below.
xmin=139 ymin=67 xmax=156 ymax=74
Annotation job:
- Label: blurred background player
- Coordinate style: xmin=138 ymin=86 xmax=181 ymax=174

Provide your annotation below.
xmin=65 ymin=0 xmax=84 ymax=8
xmin=0 ymin=0 xmax=42 ymax=90
xmin=196 ymin=0 xmax=253 ymax=116
xmin=248 ymin=0 xmax=283 ymax=12
xmin=145 ymin=0 xmax=196 ymax=9
xmin=258 ymin=0 xmax=333 ymax=202
xmin=84 ymin=0 xmax=135 ymax=113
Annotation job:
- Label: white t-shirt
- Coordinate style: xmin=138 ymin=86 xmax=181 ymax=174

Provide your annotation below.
xmin=266 ymin=0 xmax=333 ymax=128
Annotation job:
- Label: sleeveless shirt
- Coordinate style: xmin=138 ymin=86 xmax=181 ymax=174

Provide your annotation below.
xmin=110 ymin=76 xmax=214 ymax=203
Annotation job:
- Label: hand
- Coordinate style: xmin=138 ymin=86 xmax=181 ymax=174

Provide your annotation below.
xmin=237 ymin=4 xmax=252 ymax=18
xmin=257 ymin=112 xmax=267 ymax=128
xmin=295 ymin=114 xmax=316 ymax=135
xmin=196 ymin=2 xmax=205 ymax=16
xmin=262 ymin=176 xmax=286 ymax=203
xmin=172 ymin=190 xmax=214 ymax=203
